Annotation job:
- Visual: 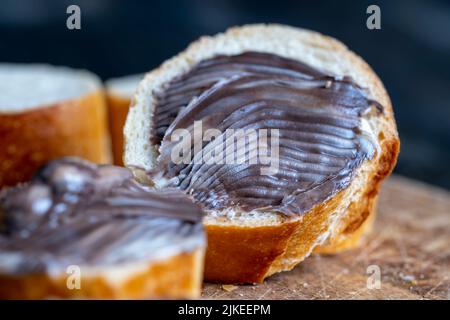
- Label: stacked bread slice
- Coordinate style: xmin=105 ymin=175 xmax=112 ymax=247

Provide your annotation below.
xmin=106 ymin=74 xmax=143 ymax=165
xmin=0 ymin=64 xmax=111 ymax=188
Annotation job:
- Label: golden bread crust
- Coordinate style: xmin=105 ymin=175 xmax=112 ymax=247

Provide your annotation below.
xmin=0 ymin=249 xmax=204 ymax=299
xmin=106 ymin=93 xmax=131 ymax=166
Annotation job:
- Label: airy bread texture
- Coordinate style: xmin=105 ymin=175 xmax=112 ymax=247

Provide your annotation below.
xmin=124 ymin=24 xmax=399 ymax=283
xmin=0 ymin=64 xmax=101 ymax=112
xmin=0 ymin=249 xmax=204 ymax=299
xmin=106 ymin=74 xmax=143 ymax=165
xmin=0 ymin=64 xmax=111 ymax=188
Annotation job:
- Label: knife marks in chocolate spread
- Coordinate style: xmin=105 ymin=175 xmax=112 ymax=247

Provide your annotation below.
xmin=153 ymin=52 xmax=381 ymax=214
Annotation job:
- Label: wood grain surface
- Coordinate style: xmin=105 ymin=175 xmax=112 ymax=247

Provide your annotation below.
xmin=202 ymin=175 xmax=450 ymax=300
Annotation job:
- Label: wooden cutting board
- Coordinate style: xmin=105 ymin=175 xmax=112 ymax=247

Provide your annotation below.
xmin=202 ymin=175 xmax=450 ymax=300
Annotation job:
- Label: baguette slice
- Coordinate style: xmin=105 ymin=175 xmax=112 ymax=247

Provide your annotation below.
xmin=0 ymin=64 xmax=111 ymax=188
xmin=106 ymin=74 xmax=144 ymax=166
xmin=0 ymin=157 xmax=205 ymax=299
xmin=124 ymin=24 xmax=399 ymax=283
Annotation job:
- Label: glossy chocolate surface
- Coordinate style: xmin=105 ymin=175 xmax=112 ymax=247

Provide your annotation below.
xmin=153 ymin=52 xmax=381 ymax=214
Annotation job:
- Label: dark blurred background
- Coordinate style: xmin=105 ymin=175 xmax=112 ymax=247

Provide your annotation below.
xmin=1 ymin=0 xmax=449 ymax=189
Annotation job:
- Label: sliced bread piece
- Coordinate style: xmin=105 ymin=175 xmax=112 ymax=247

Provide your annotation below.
xmin=124 ymin=24 xmax=399 ymax=283
xmin=0 ymin=64 xmax=111 ymax=188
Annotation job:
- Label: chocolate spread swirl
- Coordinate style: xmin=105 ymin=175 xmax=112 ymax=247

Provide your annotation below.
xmin=0 ymin=158 xmax=204 ymax=275
xmin=152 ymin=52 xmax=381 ymax=214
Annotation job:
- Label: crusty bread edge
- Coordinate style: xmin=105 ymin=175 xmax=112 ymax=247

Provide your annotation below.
xmin=105 ymin=92 xmax=131 ymax=166
xmin=0 ymin=248 xmax=204 ymax=299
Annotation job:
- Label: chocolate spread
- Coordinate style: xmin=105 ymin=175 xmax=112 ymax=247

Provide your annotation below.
xmin=0 ymin=158 xmax=204 ymax=275
xmin=153 ymin=52 xmax=381 ymax=214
